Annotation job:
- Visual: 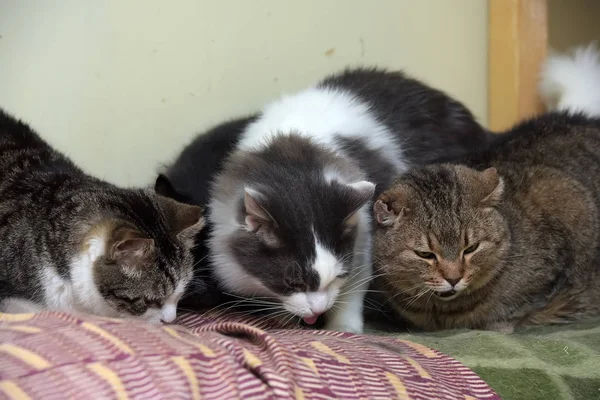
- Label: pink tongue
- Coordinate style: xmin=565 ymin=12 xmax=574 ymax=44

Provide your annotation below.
xmin=303 ymin=315 xmax=319 ymax=325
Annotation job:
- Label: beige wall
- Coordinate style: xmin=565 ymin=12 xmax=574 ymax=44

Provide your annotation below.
xmin=0 ymin=1 xmax=488 ymax=187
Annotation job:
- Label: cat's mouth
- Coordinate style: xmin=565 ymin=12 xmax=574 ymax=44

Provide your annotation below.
xmin=434 ymin=289 xmax=459 ymax=300
xmin=303 ymin=315 xmax=320 ymax=325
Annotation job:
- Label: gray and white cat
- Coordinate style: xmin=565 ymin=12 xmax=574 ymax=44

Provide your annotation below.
xmin=204 ymin=68 xmax=491 ymax=333
xmin=0 ymin=109 xmax=204 ymax=323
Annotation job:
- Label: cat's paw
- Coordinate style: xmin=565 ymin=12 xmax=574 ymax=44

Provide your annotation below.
xmin=324 ymin=316 xmax=364 ymax=334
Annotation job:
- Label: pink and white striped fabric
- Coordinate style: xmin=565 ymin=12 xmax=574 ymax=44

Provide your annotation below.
xmin=0 ymin=311 xmax=499 ymax=399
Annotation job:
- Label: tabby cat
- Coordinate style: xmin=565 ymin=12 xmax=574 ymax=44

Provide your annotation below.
xmin=0 ymin=109 xmax=204 ymax=323
xmin=372 ymin=45 xmax=600 ymax=332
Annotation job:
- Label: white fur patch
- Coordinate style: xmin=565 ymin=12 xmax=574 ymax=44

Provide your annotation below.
xmin=160 ymin=279 xmax=187 ymax=323
xmin=323 ymin=167 xmax=346 ymax=184
xmin=0 ymin=298 xmax=44 ymax=313
xmin=283 ymin=290 xmax=338 ymax=317
xmin=237 ymin=87 xmax=407 ymax=173
xmin=161 ymin=304 xmax=177 ymax=323
xmin=540 ymin=43 xmax=600 ymax=117
xmin=88 ymin=236 xmax=106 ymax=262
xmin=313 ymin=240 xmax=341 ymax=290
xmin=67 ymin=246 xmax=118 ymax=317
xmin=323 ymin=206 xmax=373 ymax=333
xmin=305 ymin=292 xmax=330 ymax=315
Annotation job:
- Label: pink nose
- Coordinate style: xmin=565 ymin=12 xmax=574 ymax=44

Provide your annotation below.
xmin=445 ymin=278 xmax=461 ymax=287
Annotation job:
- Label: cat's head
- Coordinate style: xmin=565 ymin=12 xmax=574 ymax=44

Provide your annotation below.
xmin=210 ymin=135 xmax=375 ymax=323
xmin=372 ymin=165 xmax=509 ymax=301
xmin=79 ymin=193 xmax=204 ymax=323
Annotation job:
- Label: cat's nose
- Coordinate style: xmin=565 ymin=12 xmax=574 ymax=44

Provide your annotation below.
xmin=307 ymin=293 xmax=328 ymax=315
xmin=445 ymin=278 xmax=461 ymax=287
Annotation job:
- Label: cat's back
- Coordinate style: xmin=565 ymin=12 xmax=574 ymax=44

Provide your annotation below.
xmin=0 ymin=109 xmax=47 ymax=150
xmin=319 ymin=68 xmax=491 ymax=163
xmin=237 ymin=67 xmax=489 ymax=170
xmin=237 ymin=80 xmax=396 ymax=154
xmin=0 ymin=109 xmax=80 ymax=178
xmin=472 ymin=113 xmax=600 ymax=270
xmin=236 ymin=69 xmax=412 ymax=176
xmin=468 ymin=112 xmax=600 ymax=172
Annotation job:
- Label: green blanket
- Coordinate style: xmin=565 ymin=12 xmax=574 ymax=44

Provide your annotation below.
xmin=368 ymin=319 xmax=600 ymax=399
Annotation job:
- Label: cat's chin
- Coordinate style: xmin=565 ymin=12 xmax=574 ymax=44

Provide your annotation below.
xmin=433 ymin=290 xmax=461 ymax=301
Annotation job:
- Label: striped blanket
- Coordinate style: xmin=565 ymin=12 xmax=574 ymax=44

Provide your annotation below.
xmin=0 ymin=311 xmax=499 ymax=399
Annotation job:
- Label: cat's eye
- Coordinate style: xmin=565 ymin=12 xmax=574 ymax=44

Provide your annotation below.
xmin=145 ymin=298 xmax=163 ymax=309
xmin=284 ymin=279 xmax=304 ymax=292
xmin=463 ymin=243 xmax=479 ymax=255
xmin=414 ymin=250 xmax=436 ymax=260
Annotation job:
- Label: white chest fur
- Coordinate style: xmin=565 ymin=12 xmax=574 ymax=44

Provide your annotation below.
xmin=0 ymin=255 xmax=113 ymax=316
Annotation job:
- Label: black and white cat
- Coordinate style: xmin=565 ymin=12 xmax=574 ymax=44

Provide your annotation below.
xmin=159 ymin=68 xmax=490 ymax=332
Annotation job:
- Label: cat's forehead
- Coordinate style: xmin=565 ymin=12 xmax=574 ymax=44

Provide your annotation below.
xmin=401 ymin=168 xmax=461 ymax=211
xmin=397 ymin=167 xmax=472 ymax=240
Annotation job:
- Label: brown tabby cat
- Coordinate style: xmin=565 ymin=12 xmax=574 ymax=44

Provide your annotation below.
xmin=372 ymin=111 xmax=600 ymax=332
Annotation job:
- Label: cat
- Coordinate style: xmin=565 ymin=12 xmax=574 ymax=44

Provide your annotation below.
xmin=372 ymin=45 xmax=600 ymax=332
xmin=0 ymin=108 xmax=205 ymax=323
xmin=158 ymin=67 xmax=491 ymax=333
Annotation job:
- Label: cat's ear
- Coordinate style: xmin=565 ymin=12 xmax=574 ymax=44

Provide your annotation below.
xmin=155 ymin=174 xmax=178 ymax=198
xmin=345 ymin=181 xmax=376 ymax=212
xmin=110 ymin=231 xmax=155 ymax=278
xmin=157 ymin=196 xmax=205 ymax=243
xmin=340 ymin=181 xmax=376 ymax=229
xmin=173 ymin=204 xmax=205 ymax=244
xmin=374 ymin=189 xmax=410 ymax=227
xmin=479 ymin=167 xmax=504 ymax=206
xmin=244 ymin=187 xmax=277 ymax=232
xmin=155 ymin=174 xmax=191 ymax=204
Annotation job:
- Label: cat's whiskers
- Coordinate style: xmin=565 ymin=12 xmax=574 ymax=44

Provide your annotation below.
xmin=189 ymin=254 xmax=209 ymax=269
xmin=362 ymin=296 xmax=391 ymax=313
xmin=206 ymin=293 xmax=285 ymax=318
xmin=403 ymin=288 xmax=431 ymax=310
xmin=200 ymin=300 xmax=247 ymax=318
xmin=255 ymin=311 xmax=288 ymax=328
xmin=199 ymin=293 xmax=276 ymax=316
xmin=382 ymin=283 xmax=427 ymax=306
xmin=225 ymin=292 xmax=280 ymax=306
xmin=424 ymin=290 xmax=435 ymax=308
xmin=343 ymin=270 xmax=389 ymax=292
xmin=275 ymin=312 xmax=298 ymax=329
